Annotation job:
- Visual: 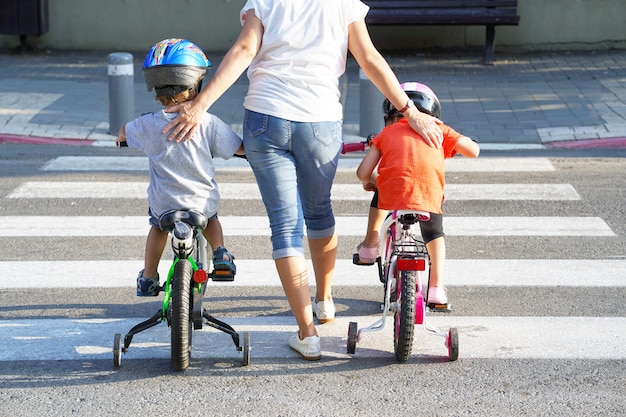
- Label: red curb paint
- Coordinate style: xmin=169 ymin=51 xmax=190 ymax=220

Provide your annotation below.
xmin=0 ymin=134 xmax=96 ymax=146
xmin=546 ymin=137 xmax=626 ymax=149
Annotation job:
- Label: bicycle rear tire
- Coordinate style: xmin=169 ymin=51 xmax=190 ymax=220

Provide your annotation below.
xmin=394 ymin=270 xmax=416 ymax=362
xmin=171 ymin=259 xmax=193 ymax=371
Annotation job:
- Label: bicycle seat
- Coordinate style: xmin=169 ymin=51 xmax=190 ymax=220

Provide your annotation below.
xmin=159 ymin=210 xmax=208 ymax=231
xmin=396 ymin=210 xmax=430 ymax=226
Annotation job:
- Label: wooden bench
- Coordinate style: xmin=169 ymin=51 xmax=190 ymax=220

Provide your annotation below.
xmin=363 ymin=1 xmax=520 ymax=64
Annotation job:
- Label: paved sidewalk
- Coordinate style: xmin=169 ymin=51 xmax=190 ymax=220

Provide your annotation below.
xmin=1 ymin=48 xmax=625 ymax=149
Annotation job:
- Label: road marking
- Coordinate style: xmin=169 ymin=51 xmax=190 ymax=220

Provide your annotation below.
xmin=7 ymin=182 xmax=581 ymax=201
xmin=42 ymin=156 xmax=150 ymax=171
xmin=7 ymin=181 xmax=150 ymax=199
xmin=40 ymin=156 xmax=556 ymax=173
xmin=4 ymin=154 xmax=620 ymax=367
xmin=0 ymin=216 xmax=615 ymax=237
xmin=443 ymin=183 xmax=580 ymax=200
xmin=2 ymin=259 xmax=624 ymax=289
xmin=1 ymin=316 xmax=624 ymax=361
xmin=442 ymin=216 xmax=615 ymax=236
xmin=443 ymin=157 xmax=555 ymax=172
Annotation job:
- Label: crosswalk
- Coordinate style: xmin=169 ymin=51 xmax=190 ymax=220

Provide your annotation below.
xmin=1 ymin=154 xmax=625 ymax=363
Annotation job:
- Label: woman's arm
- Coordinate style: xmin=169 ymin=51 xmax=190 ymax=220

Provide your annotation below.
xmin=163 ymin=10 xmax=264 ymax=142
xmin=347 ymin=19 xmax=443 ymax=148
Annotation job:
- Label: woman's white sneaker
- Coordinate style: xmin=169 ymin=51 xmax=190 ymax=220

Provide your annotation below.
xmin=312 ymin=299 xmax=335 ymax=323
xmin=288 ymin=333 xmax=321 ymax=361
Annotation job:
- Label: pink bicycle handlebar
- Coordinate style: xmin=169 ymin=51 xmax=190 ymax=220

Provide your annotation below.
xmin=341 ymin=134 xmax=377 ymax=154
xmin=341 ymin=142 xmax=366 ymax=154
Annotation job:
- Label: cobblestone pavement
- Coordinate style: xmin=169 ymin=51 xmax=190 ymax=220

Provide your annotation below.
xmin=1 ymin=48 xmax=625 ymax=149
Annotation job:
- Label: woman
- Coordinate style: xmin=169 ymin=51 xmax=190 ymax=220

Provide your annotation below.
xmin=163 ymin=0 xmax=442 ymax=360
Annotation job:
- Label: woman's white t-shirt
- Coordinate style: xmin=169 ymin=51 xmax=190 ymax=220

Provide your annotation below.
xmin=241 ymin=0 xmax=369 ymax=122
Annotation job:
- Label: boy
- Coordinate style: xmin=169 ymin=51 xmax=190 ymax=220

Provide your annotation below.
xmin=355 ymin=82 xmax=480 ymax=310
xmin=116 ymin=38 xmax=243 ymax=295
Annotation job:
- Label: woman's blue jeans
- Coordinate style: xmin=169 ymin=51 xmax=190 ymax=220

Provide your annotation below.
xmin=243 ymin=110 xmax=342 ymax=259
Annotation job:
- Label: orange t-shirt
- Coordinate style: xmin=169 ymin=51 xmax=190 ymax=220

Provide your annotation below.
xmin=371 ymin=118 xmax=462 ymax=214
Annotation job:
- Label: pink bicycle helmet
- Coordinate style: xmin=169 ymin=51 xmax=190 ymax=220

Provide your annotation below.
xmin=383 ymin=82 xmax=441 ymax=120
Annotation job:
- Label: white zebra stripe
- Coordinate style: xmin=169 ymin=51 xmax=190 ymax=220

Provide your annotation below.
xmin=0 ymin=216 xmax=615 ymax=237
xmin=39 ymin=156 xmax=556 ymax=172
xmin=1 ymin=259 xmax=624 ymax=289
xmin=6 ymin=181 xmax=581 ymax=201
xmin=1 ymin=316 xmax=624 ymax=361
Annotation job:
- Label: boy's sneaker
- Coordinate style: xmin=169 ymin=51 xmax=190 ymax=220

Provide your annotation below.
xmin=212 ymin=246 xmax=236 ymax=282
xmin=288 ymin=333 xmax=321 ymax=361
xmin=136 ymin=269 xmax=160 ymax=296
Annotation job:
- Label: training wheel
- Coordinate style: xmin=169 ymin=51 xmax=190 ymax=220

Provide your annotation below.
xmin=447 ymin=327 xmax=459 ymax=361
xmin=113 ymin=333 xmax=122 ymax=368
xmin=242 ymin=332 xmax=251 ymax=366
xmin=347 ymin=322 xmax=358 ymax=354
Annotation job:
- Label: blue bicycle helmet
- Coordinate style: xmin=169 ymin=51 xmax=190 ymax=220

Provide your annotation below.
xmin=142 ymin=38 xmax=211 ymax=97
xmin=383 ymin=82 xmax=441 ymax=120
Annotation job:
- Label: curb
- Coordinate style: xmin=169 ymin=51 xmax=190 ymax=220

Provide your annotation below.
xmin=0 ymin=134 xmax=96 ymax=146
xmin=545 ymin=137 xmax=626 ymax=149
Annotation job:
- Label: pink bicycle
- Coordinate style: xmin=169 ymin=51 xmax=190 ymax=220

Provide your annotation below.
xmin=343 ymin=140 xmax=459 ymax=362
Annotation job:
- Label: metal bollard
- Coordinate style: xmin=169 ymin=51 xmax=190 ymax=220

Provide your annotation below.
xmin=359 ymin=69 xmax=384 ymax=137
xmin=108 ymin=52 xmax=135 ymax=135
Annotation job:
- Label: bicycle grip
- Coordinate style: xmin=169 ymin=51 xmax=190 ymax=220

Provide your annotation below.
xmin=341 ymin=142 xmax=366 ymax=154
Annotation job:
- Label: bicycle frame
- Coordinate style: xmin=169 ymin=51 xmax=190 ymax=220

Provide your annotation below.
xmin=162 ymin=220 xmax=207 ymax=328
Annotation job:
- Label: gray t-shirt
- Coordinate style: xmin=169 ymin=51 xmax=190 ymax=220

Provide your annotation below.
xmin=125 ymin=110 xmax=242 ymax=219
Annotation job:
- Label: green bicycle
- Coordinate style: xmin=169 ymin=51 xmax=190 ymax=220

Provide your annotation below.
xmin=113 ymin=209 xmax=250 ymax=370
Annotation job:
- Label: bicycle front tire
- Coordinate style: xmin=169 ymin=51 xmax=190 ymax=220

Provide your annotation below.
xmin=171 ymin=259 xmax=193 ymax=371
xmin=394 ymin=270 xmax=416 ymax=362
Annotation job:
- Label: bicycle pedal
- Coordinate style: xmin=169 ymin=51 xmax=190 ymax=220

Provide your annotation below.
xmin=427 ymin=302 xmax=452 ymax=312
xmin=211 ymin=270 xmax=235 ymax=282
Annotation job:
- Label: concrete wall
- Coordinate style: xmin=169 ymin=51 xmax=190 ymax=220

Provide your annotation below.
xmin=370 ymin=0 xmax=626 ymax=51
xmin=1 ymin=0 xmax=245 ymax=52
xmin=1 ymin=0 xmax=625 ymax=52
